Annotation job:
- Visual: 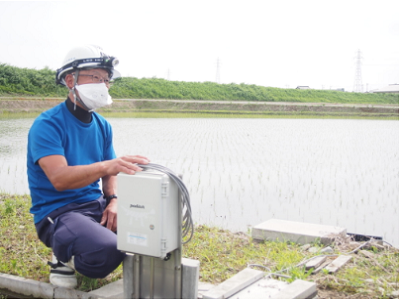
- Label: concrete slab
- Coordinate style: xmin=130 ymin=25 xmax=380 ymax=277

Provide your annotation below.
xmin=274 ymin=280 xmax=317 ymax=299
xmin=89 ymin=279 xmax=124 ymax=299
xmin=202 ymin=268 xmax=264 ymax=299
xmin=228 ymin=277 xmax=288 ymax=299
xmin=252 ymin=219 xmax=346 ymax=245
xmin=324 ymin=255 xmax=353 ymax=273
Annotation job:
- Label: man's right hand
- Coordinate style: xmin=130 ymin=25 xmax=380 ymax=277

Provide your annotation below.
xmin=105 ymin=155 xmax=150 ymax=176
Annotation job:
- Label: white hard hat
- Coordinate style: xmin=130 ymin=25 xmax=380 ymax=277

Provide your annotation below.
xmin=56 ymin=45 xmax=120 ymax=86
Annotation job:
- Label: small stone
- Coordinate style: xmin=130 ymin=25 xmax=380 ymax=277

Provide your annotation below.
xmin=320 ymin=246 xmax=334 ymax=254
xmin=308 ymin=247 xmax=319 ymax=253
xmin=301 ymin=244 xmax=311 ymax=251
xmin=391 ymin=290 xmax=399 ymax=298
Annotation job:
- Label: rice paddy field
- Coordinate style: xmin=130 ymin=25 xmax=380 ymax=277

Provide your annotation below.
xmin=0 ymin=117 xmax=398 ymax=247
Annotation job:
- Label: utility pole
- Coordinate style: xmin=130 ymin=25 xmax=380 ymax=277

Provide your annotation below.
xmin=353 ymin=49 xmax=363 ymax=93
xmin=216 ymin=58 xmax=221 ymax=84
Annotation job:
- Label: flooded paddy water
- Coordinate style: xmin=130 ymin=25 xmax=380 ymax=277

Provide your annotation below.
xmin=0 ymin=118 xmax=398 ymax=247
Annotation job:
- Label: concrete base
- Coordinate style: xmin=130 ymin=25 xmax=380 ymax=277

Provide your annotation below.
xmin=252 ymin=219 xmax=347 ymax=245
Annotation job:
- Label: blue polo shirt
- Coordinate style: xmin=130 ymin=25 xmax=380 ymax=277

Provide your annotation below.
xmin=27 ymin=101 xmax=116 ymax=223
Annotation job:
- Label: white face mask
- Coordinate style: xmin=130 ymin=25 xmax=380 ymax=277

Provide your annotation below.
xmin=75 ymin=83 xmax=112 ymax=112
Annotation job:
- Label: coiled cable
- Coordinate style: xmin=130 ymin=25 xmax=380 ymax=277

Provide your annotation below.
xmin=137 ymin=163 xmax=194 ymax=244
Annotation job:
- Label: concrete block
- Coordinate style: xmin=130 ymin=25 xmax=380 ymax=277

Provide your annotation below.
xmin=252 ymin=219 xmax=346 ymax=245
xmin=202 ymin=268 xmax=264 ymax=299
xmin=305 ymin=256 xmax=327 ymax=270
xmin=182 ymin=257 xmax=200 ymax=299
xmin=0 ymin=273 xmax=54 ymax=299
xmin=89 ymin=279 xmax=124 ymax=299
xmin=274 ymin=279 xmax=317 ymax=299
xmin=229 ymin=277 xmax=288 ymax=299
xmin=324 ymin=255 xmax=352 ymax=273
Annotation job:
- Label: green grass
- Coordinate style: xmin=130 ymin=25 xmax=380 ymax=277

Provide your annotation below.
xmin=0 ymin=193 xmax=398 ymax=298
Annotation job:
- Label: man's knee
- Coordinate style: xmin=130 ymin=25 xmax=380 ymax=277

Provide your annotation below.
xmin=74 ymin=241 xmax=126 ymax=278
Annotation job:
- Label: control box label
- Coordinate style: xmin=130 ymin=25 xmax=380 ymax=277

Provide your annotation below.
xmin=127 ymin=232 xmax=148 ymax=247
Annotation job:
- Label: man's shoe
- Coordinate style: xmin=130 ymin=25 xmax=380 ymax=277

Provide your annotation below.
xmin=48 ymin=259 xmax=77 ymax=289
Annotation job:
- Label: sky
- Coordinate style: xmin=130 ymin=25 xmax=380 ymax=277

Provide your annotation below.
xmin=0 ymin=0 xmax=399 ymax=92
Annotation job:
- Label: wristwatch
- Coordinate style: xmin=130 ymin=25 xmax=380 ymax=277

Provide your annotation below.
xmin=106 ymin=194 xmax=118 ymax=205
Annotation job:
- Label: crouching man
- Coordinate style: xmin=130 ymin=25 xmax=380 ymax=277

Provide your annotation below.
xmin=27 ymin=45 xmax=149 ymax=288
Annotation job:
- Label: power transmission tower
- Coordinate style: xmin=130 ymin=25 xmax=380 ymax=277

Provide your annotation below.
xmin=353 ymin=49 xmax=363 ymax=92
xmin=216 ymin=58 xmax=221 ymax=84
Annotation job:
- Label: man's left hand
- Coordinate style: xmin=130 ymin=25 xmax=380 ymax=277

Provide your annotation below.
xmin=100 ymin=198 xmax=118 ymax=232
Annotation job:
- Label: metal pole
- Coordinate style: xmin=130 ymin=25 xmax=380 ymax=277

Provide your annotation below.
xmin=134 ymin=255 xmax=140 ymax=298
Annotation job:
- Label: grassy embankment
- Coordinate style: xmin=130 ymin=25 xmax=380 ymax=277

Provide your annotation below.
xmin=0 ymin=63 xmax=398 ymax=119
xmin=0 ymin=194 xmax=398 ymax=299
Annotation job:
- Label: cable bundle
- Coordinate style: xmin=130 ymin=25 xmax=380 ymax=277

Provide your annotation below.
xmin=137 ymin=163 xmax=194 ymax=244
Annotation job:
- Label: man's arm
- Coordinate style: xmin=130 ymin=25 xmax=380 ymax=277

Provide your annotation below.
xmin=38 ymin=154 xmax=149 ymax=191
xmin=100 ymin=174 xmax=118 ymax=231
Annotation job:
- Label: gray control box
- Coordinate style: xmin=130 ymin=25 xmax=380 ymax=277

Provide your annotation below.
xmin=117 ymin=170 xmax=179 ymax=258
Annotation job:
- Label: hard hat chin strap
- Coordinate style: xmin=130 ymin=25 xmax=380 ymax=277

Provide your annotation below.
xmin=70 ymin=70 xmax=90 ymax=111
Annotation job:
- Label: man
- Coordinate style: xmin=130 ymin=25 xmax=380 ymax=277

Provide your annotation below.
xmin=27 ymin=45 xmax=149 ymax=288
